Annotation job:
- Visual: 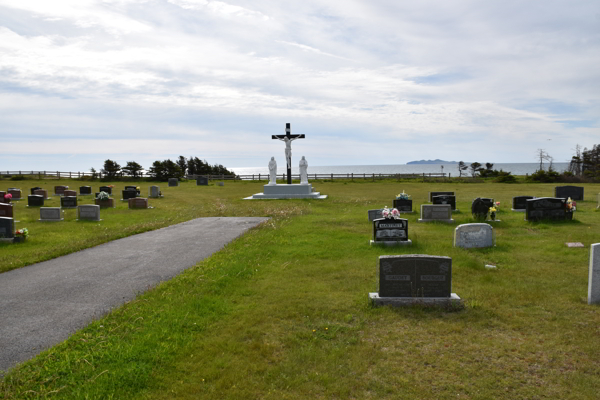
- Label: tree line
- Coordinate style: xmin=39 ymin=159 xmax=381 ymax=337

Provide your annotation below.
xmin=95 ymin=156 xmax=237 ymax=181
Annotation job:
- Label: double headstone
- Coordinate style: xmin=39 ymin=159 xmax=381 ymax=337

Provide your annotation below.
xmin=454 ymin=223 xmax=494 ymax=248
xmin=525 ymin=197 xmax=571 ymax=221
xmin=555 ymin=186 xmax=584 ymax=201
xmin=78 ymin=205 xmax=101 ymax=221
xmin=0 ymin=216 xmax=14 ymax=239
xmin=589 ymin=244 xmax=600 ymax=305
xmin=369 ymin=255 xmax=461 ymax=306
xmin=28 ymin=195 xmax=44 ymax=207
xmin=39 ymin=207 xmax=63 ymax=222
xmin=432 ymin=195 xmax=456 ymax=211
xmin=128 ymin=198 xmax=149 ymax=209
xmin=418 ymin=204 xmax=453 ymax=223
xmin=512 ymin=196 xmax=535 ymax=212
xmin=196 ymin=177 xmax=208 ymax=186
xmin=80 ymin=186 xmax=92 ymax=195
xmin=371 ymin=218 xmax=411 ymax=246
xmin=149 ymin=186 xmax=160 ymax=198
xmin=61 ymin=196 xmax=78 ymax=209
xmin=429 ymin=191 xmax=454 ymax=202
xmin=0 ymin=203 xmax=13 ymax=218
xmin=168 ymin=178 xmax=178 ymax=187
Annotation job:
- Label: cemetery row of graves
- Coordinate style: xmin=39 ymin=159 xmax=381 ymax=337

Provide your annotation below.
xmin=1 ymin=178 xmax=600 ymax=398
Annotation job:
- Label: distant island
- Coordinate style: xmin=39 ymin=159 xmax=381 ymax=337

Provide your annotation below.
xmin=407 ymin=159 xmax=459 ymax=164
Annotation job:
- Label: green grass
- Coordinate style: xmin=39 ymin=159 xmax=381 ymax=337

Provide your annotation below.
xmin=1 ymin=178 xmax=600 ymax=399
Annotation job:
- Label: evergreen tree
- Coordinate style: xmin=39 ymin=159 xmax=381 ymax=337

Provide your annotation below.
xmin=101 ymin=159 xmax=121 ymax=179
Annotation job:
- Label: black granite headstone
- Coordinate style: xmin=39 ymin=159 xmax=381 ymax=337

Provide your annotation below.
xmin=555 ymin=186 xmax=584 ymax=201
xmin=99 ymin=186 xmax=112 ymax=194
xmin=196 ymin=177 xmax=209 ymax=186
xmin=61 ymin=196 xmax=78 ymax=208
xmin=432 ymin=195 xmax=456 ymax=211
xmin=471 ymin=197 xmax=494 ymax=219
xmin=80 ymin=186 xmax=92 ymax=195
xmin=373 ymin=218 xmax=408 ymax=242
xmin=378 ymin=255 xmax=452 ymax=298
xmin=124 ymin=186 xmax=141 ymax=195
xmin=392 ymin=199 xmax=412 ymax=212
xmin=0 ymin=216 xmax=14 ymax=238
xmin=512 ymin=196 xmax=535 ymax=210
xmin=122 ymin=190 xmax=138 ymax=200
xmin=27 ymin=195 xmax=44 ymax=207
xmin=525 ymin=197 xmax=571 ymax=221
xmin=429 ymin=191 xmax=454 ymax=202
xmin=30 ymin=187 xmax=42 ymax=195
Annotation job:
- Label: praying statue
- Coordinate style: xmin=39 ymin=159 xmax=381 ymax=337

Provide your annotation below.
xmin=268 ymin=157 xmax=277 ymax=185
xmin=299 ymin=156 xmax=308 ymax=184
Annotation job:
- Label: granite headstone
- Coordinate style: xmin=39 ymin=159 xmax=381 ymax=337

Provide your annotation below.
xmin=418 ymin=204 xmax=453 ymax=223
xmin=0 ymin=217 xmax=14 ymax=239
xmin=61 ymin=196 xmax=78 ymax=209
xmin=512 ymin=196 xmax=535 ymax=211
xmin=429 ymin=191 xmax=454 ymax=202
xmin=27 ymin=195 xmax=44 ymax=207
xmin=0 ymin=203 xmax=13 ymax=218
xmin=525 ymin=197 xmax=571 ymax=221
xmin=77 ymin=205 xmax=101 ymax=221
xmin=589 ymin=243 xmax=600 ymax=305
xmin=454 ymin=223 xmax=494 ymax=248
xmin=555 ymin=186 xmax=584 ymax=201
xmin=40 ymin=207 xmax=63 ymax=221
xmin=432 ymin=195 xmax=456 ymax=211
xmin=196 ymin=177 xmax=208 ymax=186
xmin=168 ymin=178 xmax=178 ymax=187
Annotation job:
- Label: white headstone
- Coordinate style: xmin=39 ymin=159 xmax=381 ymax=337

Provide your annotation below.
xmin=454 ymin=223 xmax=494 ymax=248
xmin=588 ymin=243 xmax=600 ymax=305
xmin=149 ymin=186 xmax=160 ymax=198
xmin=39 ymin=207 xmax=63 ymax=221
xmin=78 ymin=205 xmax=101 ymax=221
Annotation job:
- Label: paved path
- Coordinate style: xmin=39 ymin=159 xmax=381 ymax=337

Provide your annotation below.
xmin=0 ymin=217 xmax=268 ymax=373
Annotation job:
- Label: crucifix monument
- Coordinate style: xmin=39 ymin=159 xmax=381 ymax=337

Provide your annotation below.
xmin=272 ymin=123 xmax=305 ymax=184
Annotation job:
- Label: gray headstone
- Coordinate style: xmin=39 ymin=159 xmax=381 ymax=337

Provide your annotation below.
xmin=149 ymin=186 xmax=160 ymax=198
xmin=78 ymin=205 xmax=101 ymax=221
xmin=378 ymin=255 xmax=452 ymax=298
xmin=589 ymin=244 xmax=600 ymax=304
xmin=418 ymin=204 xmax=453 ymax=223
xmin=40 ymin=207 xmax=63 ymax=221
xmin=429 ymin=191 xmax=454 ymax=202
xmin=0 ymin=216 xmax=14 ymax=238
xmin=454 ymin=223 xmax=494 ymax=248
xmin=525 ymin=197 xmax=571 ymax=221
xmin=218 ymin=182 xmax=224 ymax=186
xmin=196 ymin=177 xmax=208 ymax=186
xmin=168 ymin=178 xmax=178 ymax=187
xmin=61 ymin=196 xmax=78 ymax=209
xmin=368 ymin=209 xmax=383 ymax=222
xmin=555 ymin=186 xmax=584 ymax=201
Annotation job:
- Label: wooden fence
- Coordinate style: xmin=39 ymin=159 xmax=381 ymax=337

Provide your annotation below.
xmin=1 ymin=171 xmax=450 ymax=181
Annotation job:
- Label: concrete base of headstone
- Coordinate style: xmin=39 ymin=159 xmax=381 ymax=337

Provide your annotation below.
xmin=246 ymin=184 xmax=327 ymax=199
xmin=369 ymin=293 xmax=462 ymax=307
xmin=511 ymin=208 xmax=526 ymax=212
xmin=418 ymin=218 xmax=454 ymax=223
xmin=370 ymin=240 xmax=412 ymax=246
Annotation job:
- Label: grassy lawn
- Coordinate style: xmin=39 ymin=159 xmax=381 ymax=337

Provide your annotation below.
xmin=1 ymin=178 xmax=600 ymax=399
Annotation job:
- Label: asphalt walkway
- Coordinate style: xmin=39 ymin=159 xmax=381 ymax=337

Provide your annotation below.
xmin=0 ymin=217 xmax=268 ymax=373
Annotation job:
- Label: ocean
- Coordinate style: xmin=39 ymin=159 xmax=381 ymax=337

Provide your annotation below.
xmin=232 ymin=163 xmax=570 ymax=177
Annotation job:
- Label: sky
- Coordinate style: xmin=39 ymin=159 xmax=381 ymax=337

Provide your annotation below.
xmin=1 ymin=0 xmax=599 ymax=172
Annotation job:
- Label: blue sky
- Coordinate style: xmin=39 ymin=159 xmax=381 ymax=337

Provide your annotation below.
xmin=1 ymin=0 xmax=599 ymax=172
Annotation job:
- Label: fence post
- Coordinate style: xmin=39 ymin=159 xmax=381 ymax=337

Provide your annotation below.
xmin=372 ymin=173 xmax=375 ymax=182
xmin=57 ymin=171 xmax=60 ymax=178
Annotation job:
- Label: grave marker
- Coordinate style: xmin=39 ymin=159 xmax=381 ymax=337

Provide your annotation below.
xmin=368 ymin=209 xmax=383 ymax=222
xmin=471 ymin=198 xmax=494 ymax=220
xmin=27 ymin=195 xmax=44 ymax=207
xmin=54 ymin=186 xmax=69 ymax=196
xmin=0 ymin=203 xmax=13 ymax=218
xmin=525 ymin=197 xmax=571 ymax=221
xmin=0 ymin=216 xmax=14 ymax=239
xmin=454 ymin=223 xmax=494 ymax=248
xmin=418 ymin=204 xmax=454 ymax=223
xmin=30 ymin=187 xmax=41 ymax=195
xmin=99 ymin=186 xmax=112 ymax=194
xmin=149 ymin=186 xmax=161 ymax=198
xmin=196 ymin=177 xmax=208 ymax=186
xmin=432 ymin=194 xmax=456 ymax=211
xmin=77 ymin=205 xmax=101 ymax=221
xmin=63 ymin=190 xmax=77 ymax=197
xmin=369 ymin=255 xmax=462 ymax=306
xmin=392 ymin=199 xmax=413 ymax=212
xmin=512 ymin=196 xmax=535 ymax=211
xmin=124 ymin=186 xmax=140 ymax=195
xmin=589 ymin=244 xmax=600 ymax=305
xmin=122 ymin=189 xmax=138 ymax=200
xmin=61 ymin=196 xmax=78 ymax=209
xmin=555 ymin=186 xmax=584 ymax=201
xmin=33 ymin=189 xmax=49 ymax=199
xmin=39 ymin=207 xmax=63 ymax=222
xmin=429 ymin=191 xmax=454 ymax=202
xmin=128 ymin=198 xmax=149 ymax=209
xmin=371 ymin=218 xmax=411 ymax=246
xmin=168 ymin=178 xmax=178 ymax=187
xmin=80 ymin=186 xmax=92 ymax=195
xmin=7 ymin=189 xmax=21 ymax=200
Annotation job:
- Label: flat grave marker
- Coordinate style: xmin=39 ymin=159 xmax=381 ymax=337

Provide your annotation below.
xmin=566 ymin=242 xmax=585 ymax=248
xmin=555 ymin=186 xmax=584 ymax=201
xmin=418 ymin=204 xmax=454 ymax=223
xmin=454 ymin=223 xmax=494 ymax=248
xmin=39 ymin=207 xmax=63 ymax=222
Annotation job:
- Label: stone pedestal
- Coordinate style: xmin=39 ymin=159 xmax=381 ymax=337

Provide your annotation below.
xmin=245 ymin=184 xmax=327 ymax=199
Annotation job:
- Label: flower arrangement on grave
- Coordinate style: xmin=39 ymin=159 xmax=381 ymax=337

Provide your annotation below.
xmin=396 ymin=191 xmax=411 ymax=200
xmin=3 ymin=193 xmax=12 ymax=202
xmin=97 ymin=191 xmax=110 ymax=200
xmin=566 ymin=197 xmax=576 ymax=212
xmin=487 ymin=202 xmax=500 ymax=220
xmin=381 ymin=206 xmax=401 ymax=220
xmin=15 ymin=228 xmax=29 ymax=238
xmin=136 ymin=186 xmax=140 ymax=191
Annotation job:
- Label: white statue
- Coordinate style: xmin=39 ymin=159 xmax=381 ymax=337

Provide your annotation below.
xmin=299 ymin=156 xmax=308 ymax=184
xmin=268 ymin=157 xmax=277 ymax=185
xmin=276 ymin=136 xmax=298 ymax=170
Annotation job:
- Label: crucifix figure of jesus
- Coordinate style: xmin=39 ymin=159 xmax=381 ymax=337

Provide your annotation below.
xmin=272 ymin=123 xmax=305 ymax=184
